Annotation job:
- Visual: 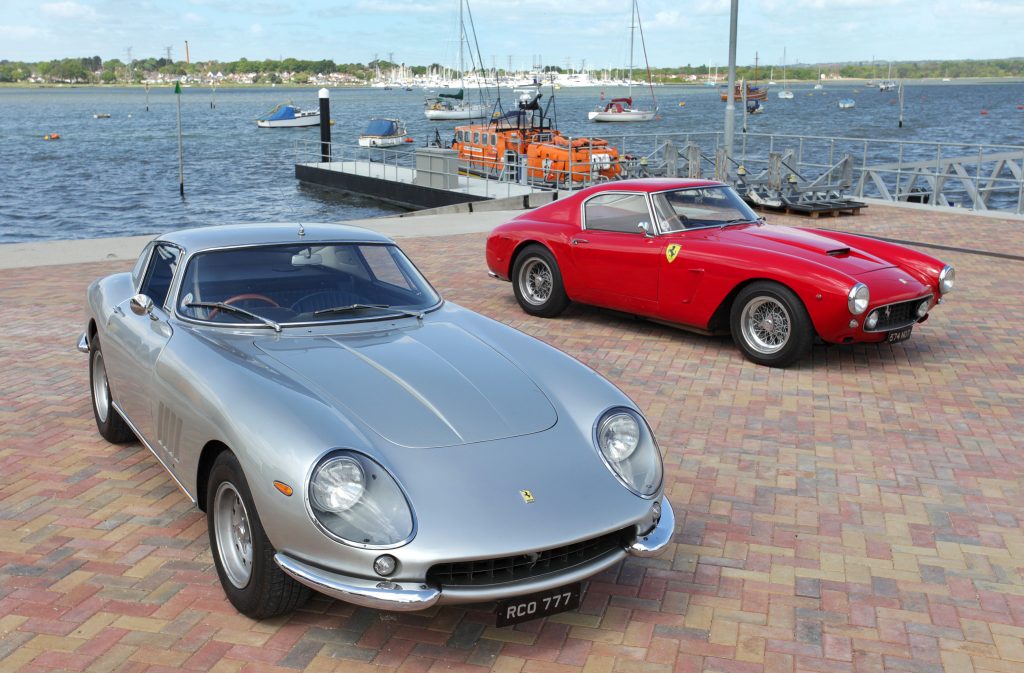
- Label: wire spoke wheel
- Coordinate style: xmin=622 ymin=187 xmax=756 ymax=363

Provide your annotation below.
xmin=740 ymin=297 xmax=792 ymax=354
xmin=214 ymin=482 xmax=254 ymax=589
xmin=519 ymin=258 xmax=553 ymax=306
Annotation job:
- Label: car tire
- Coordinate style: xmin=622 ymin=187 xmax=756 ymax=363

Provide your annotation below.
xmin=89 ymin=334 xmax=136 ymax=443
xmin=512 ymin=245 xmax=569 ymax=318
xmin=730 ymin=282 xmax=813 ymax=368
xmin=207 ymin=451 xmax=310 ymax=619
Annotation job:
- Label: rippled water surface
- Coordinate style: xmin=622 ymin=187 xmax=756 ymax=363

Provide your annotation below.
xmin=1 ymin=82 xmax=1022 ymax=243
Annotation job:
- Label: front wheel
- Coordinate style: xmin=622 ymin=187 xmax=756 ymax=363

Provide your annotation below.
xmin=730 ymin=282 xmax=813 ymax=367
xmin=89 ymin=334 xmax=135 ymax=443
xmin=512 ymin=245 xmax=569 ymax=318
xmin=207 ymin=451 xmax=310 ymax=619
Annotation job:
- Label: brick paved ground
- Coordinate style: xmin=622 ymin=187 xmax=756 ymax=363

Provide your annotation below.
xmin=1 ymin=205 xmax=1022 ymax=673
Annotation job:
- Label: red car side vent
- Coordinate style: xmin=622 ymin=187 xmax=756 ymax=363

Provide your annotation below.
xmin=826 ymin=247 xmax=851 ymax=257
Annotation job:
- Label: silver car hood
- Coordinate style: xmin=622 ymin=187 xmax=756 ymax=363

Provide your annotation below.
xmin=254 ymin=322 xmax=557 ymax=448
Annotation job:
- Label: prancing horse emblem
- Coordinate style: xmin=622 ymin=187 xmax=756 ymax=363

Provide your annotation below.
xmin=520 ymin=490 xmax=535 ymax=504
xmin=665 ymin=244 xmax=681 ymax=263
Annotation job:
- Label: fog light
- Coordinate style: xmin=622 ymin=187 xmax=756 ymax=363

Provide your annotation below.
xmin=849 ymin=319 xmax=858 ymax=329
xmin=374 ymin=554 xmax=398 ymax=577
xmin=916 ymin=299 xmax=930 ymax=318
xmin=865 ymin=311 xmax=879 ymax=330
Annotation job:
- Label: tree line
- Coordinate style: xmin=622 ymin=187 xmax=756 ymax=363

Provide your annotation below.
xmin=1 ymin=55 xmax=1021 ymax=85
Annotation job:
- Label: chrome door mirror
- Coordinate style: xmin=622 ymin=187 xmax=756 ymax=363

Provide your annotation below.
xmin=637 ymin=221 xmax=653 ymax=236
xmin=129 ymin=294 xmax=157 ymax=319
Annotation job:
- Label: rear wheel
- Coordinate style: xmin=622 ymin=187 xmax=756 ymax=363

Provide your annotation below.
xmin=89 ymin=334 xmax=135 ymax=443
xmin=207 ymin=451 xmax=310 ymax=619
xmin=730 ymin=282 xmax=813 ymax=367
xmin=512 ymin=245 xmax=569 ymax=318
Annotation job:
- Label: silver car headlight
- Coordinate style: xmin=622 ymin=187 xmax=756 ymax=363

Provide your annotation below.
xmin=848 ymin=283 xmax=869 ymax=315
xmin=939 ymin=265 xmax=955 ymax=295
xmin=308 ymin=451 xmax=414 ymax=547
xmin=595 ymin=408 xmax=663 ymax=497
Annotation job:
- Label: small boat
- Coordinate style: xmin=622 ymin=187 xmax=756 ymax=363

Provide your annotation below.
xmin=588 ymin=97 xmax=656 ymax=122
xmin=93 ymin=113 xmax=111 ymax=119
xmin=777 ymin=90 xmax=794 ymax=100
xmin=838 ymin=98 xmax=856 ymax=109
xmin=777 ymin=48 xmax=793 ymax=99
xmin=358 ymin=118 xmax=408 ymax=147
xmin=746 ymin=99 xmax=765 ymax=115
xmin=43 ymin=133 xmax=61 ymax=141
xmin=424 ymin=90 xmax=488 ymax=120
xmin=256 ymin=103 xmax=320 ymax=128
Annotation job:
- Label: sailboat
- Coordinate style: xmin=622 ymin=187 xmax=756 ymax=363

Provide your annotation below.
xmin=813 ymin=67 xmax=823 ymax=90
xmin=777 ymin=48 xmax=793 ymax=99
xmin=722 ymin=52 xmax=768 ymax=101
xmin=878 ymin=63 xmax=896 ymax=92
xmin=424 ymin=0 xmax=488 ymax=120
xmin=588 ymin=0 xmax=657 ymax=122
xmin=704 ymin=62 xmax=717 ymax=86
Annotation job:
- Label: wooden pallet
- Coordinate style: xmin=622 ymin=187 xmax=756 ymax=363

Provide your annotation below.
xmin=750 ymin=198 xmax=867 ymax=218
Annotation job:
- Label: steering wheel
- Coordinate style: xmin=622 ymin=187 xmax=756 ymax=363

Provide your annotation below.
xmin=664 ymin=215 xmax=688 ymax=232
xmin=209 ymin=293 xmax=279 ymax=319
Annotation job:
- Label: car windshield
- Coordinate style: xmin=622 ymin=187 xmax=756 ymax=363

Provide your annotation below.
xmin=176 ymin=243 xmax=440 ymax=327
xmin=651 ymin=185 xmax=759 ymax=232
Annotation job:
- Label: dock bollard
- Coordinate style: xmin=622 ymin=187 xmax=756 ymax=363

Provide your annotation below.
xmin=319 ymin=88 xmax=331 ymax=163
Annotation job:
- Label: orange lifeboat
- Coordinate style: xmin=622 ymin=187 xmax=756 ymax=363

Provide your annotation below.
xmin=451 ymin=89 xmax=621 ymax=185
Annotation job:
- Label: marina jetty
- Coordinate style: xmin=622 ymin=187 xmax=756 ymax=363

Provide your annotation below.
xmin=1 ymin=203 xmax=1023 ymax=672
xmin=295 ymin=114 xmax=1024 ymax=219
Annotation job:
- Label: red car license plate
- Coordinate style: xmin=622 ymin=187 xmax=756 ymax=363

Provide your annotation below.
xmin=887 ymin=327 xmax=913 ymax=343
xmin=495 ymin=582 xmax=582 ymax=627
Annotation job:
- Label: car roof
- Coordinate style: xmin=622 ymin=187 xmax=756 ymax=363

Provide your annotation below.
xmin=579 ymin=178 xmax=725 ymax=196
xmin=155 ymin=223 xmax=394 ymax=254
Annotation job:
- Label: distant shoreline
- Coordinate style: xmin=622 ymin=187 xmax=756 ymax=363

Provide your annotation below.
xmin=4 ymin=76 xmax=1024 ymax=90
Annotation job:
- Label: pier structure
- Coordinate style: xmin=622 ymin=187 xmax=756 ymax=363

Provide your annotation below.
xmin=295 ymin=131 xmax=1024 ymax=218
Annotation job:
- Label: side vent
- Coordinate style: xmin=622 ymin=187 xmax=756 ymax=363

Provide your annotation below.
xmin=156 ymin=403 xmax=183 ymax=462
xmin=826 ymin=247 xmax=851 ymax=257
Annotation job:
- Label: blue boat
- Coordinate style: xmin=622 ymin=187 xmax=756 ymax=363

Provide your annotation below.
xmin=257 ymin=103 xmax=320 ymax=128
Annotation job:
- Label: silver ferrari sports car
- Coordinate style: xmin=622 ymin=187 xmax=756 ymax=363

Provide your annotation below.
xmin=79 ymin=223 xmax=674 ymax=625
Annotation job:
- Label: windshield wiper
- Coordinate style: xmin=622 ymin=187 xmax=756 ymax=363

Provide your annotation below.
xmin=186 ymin=302 xmax=281 ymax=332
xmin=313 ymin=303 xmax=424 ymax=320
xmin=719 ymin=218 xmax=755 ymax=229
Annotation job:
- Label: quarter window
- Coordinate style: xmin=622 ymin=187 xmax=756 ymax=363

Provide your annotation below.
xmin=583 ymin=193 xmax=651 ymax=234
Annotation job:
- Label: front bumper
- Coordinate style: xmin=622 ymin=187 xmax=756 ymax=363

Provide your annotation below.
xmin=275 ymin=496 xmax=675 ymax=611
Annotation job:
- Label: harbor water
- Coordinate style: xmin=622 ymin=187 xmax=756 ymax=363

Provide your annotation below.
xmin=1 ymin=81 xmax=1022 ymax=243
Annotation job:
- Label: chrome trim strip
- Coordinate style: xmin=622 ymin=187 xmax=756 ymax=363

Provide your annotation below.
xmin=77 ymin=332 xmax=90 ymax=353
xmin=274 ymin=553 xmax=441 ymax=610
xmin=628 ymin=496 xmax=675 ymax=557
xmin=112 ymin=401 xmax=197 ymax=505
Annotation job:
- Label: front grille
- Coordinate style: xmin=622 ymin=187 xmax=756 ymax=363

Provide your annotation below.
xmin=866 ymin=295 xmax=932 ymax=332
xmin=427 ymin=527 xmax=633 ymax=587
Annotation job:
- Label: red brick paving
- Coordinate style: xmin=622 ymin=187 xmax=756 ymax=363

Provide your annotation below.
xmin=1 ymin=204 xmax=1023 ymax=672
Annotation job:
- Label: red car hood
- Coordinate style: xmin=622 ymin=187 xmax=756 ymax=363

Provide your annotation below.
xmin=723 ymin=224 xmax=894 ymax=277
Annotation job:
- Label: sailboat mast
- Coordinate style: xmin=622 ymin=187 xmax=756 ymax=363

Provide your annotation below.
xmin=627 ymin=0 xmax=635 ymax=98
xmin=458 ymin=0 xmax=464 ymax=90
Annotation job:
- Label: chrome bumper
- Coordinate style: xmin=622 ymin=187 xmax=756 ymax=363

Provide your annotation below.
xmin=275 ymin=496 xmax=674 ymax=611
xmin=77 ymin=332 xmax=90 ymax=353
xmin=274 ymin=554 xmax=441 ymax=611
xmin=628 ymin=496 xmax=675 ymax=557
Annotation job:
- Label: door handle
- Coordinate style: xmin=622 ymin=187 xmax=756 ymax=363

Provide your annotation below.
xmin=572 ymin=238 xmax=589 ymax=245
xmin=113 ymin=305 xmax=125 ymax=317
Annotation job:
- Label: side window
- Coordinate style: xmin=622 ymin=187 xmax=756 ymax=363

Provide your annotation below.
xmin=360 ymin=246 xmax=415 ymax=292
xmin=131 ymin=244 xmax=152 ymax=289
xmin=139 ymin=244 xmax=181 ymax=310
xmin=472 ymin=131 xmax=480 ymax=144
xmin=583 ymin=193 xmax=651 ymax=234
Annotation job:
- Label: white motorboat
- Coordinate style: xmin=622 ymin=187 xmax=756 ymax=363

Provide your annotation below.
xmin=256 ymin=103 xmax=320 ymax=128
xmin=357 ymin=118 xmax=410 ymax=147
xmin=838 ymin=98 xmax=856 ymax=109
xmin=424 ymin=0 xmax=490 ymax=121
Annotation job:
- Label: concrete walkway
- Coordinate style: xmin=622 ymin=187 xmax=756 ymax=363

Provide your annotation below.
xmin=1 ymin=205 xmax=1023 ymax=673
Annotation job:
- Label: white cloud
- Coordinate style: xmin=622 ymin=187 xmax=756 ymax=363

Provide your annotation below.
xmin=250 ymin=23 xmax=264 ymax=36
xmin=40 ymin=1 xmax=96 ymax=19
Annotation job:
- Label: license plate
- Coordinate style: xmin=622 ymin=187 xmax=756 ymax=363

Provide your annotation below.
xmin=887 ymin=326 xmax=913 ymax=343
xmin=495 ymin=582 xmax=582 ymax=627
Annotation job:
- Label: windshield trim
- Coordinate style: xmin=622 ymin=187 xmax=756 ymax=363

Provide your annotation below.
xmin=169 ymin=240 xmax=444 ymax=330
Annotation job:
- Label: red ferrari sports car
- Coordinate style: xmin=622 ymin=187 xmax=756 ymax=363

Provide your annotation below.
xmin=486 ymin=179 xmax=954 ymax=367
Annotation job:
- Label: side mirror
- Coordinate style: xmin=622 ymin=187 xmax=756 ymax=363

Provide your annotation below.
xmin=637 ymin=221 xmax=653 ymax=236
xmin=129 ymin=294 xmax=157 ymax=319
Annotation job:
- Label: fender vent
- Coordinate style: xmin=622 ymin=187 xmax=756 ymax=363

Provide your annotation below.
xmin=826 ymin=247 xmax=851 ymax=257
xmin=156 ymin=403 xmax=183 ymax=461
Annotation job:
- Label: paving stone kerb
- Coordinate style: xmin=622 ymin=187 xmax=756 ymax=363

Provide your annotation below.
xmin=1 ymin=205 xmax=1022 ymax=673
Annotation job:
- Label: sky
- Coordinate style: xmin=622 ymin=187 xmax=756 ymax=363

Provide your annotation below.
xmin=1 ymin=0 xmax=1023 ymax=69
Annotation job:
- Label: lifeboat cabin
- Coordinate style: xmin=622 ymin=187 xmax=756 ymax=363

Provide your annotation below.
xmin=452 ymin=90 xmax=622 ymax=185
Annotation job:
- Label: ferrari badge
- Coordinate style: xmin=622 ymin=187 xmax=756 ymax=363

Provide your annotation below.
xmin=665 ymin=244 xmax=681 ymax=263
xmin=520 ymin=490 xmax=535 ymax=504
